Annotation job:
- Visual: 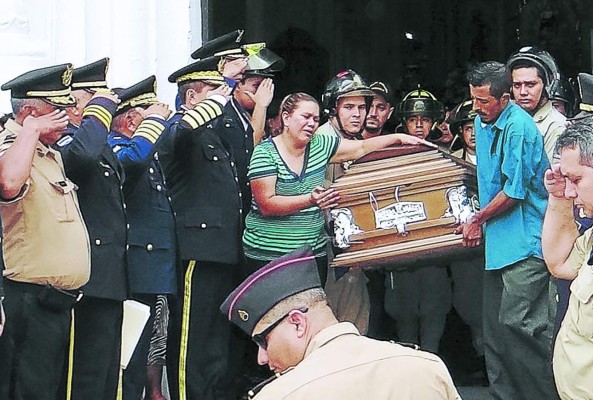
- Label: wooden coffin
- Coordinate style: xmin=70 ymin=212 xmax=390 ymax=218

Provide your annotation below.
xmin=328 ymin=145 xmax=483 ymax=270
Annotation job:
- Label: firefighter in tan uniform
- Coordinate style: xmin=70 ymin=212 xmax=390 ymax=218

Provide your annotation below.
xmin=220 ymin=247 xmax=461 ymax=400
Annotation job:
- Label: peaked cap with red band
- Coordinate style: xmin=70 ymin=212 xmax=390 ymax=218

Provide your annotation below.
xmin=220 ymin=247 xmax=321 ymax=336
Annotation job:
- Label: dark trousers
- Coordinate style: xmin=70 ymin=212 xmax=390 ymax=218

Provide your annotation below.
xmin=0 ymin=280 xmax=71 ymax=400
xmin=167 ymin=260 xmax=237 ymax=400
xmin=123 ymin=294 xmax=158 ymax=400
xmin=450 ymin=257 xmax=484 ymax=356
xmin=67 ymin=296 xmax=123 ymax=400
xmin=384 ymin=265 xmax=451 ymax=353
xmin=366 ymin=270 xmax=390 ymax=340
xmin=483 ymin=257 xmax=559 ymax=400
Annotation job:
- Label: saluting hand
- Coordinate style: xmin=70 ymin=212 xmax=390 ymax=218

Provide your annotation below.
xmin=309 ymin=186 xmax=340 ymax=210
xmin=207 ymin=84 xmax=233 ymax=102
xmin=91 ymin=89 xmax=120 ymax=104
xmin=143 ymin=102 xmax=172 ymax=120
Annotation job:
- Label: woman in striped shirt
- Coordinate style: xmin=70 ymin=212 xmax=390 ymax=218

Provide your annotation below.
xmin=242 ymin=92 xmax=433 ymax=284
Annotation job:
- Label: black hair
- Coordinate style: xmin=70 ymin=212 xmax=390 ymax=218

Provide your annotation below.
xmin=466 ymin=61 xmax=511 ymax=99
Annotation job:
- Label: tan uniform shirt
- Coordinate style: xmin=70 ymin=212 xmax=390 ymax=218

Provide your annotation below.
xmin=253 ymin=322 xmax=460 ymax=400
xmin=451 ymin=148 xmax=477 ymax=165
xmin=0 ymin=119 xmax=90 ymax=289
xmin=553 ymin=227 xmax=593 ymax=400
xmin=533 ymin=100 xmax=566 ymax=163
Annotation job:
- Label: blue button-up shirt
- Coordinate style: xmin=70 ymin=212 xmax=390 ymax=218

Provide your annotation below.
xmin=475 ymin=101 xmax=550 ymax=270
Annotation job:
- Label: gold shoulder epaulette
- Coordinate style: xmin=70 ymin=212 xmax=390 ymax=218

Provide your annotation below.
xmin=180 ymin=98 xmax=223 ymax=130
xmin=132 ymin=118 xmax=165 ymax=144
xmin=83 ymin=104 xmax=113 ymax=131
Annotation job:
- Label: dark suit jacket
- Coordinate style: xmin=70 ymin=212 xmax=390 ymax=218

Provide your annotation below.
xmin=108 ymin=126 xmax=177 ymax=295
xmin=159 ymin=113 xmax=243 ymax=265
xmin=213 ymin=99 xmax=254 ymax=217
xmin=56 ymin=97 xmax=128 ymax=301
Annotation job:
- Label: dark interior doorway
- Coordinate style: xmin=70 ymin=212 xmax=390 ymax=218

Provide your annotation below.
xmin=206 ymin=0 xmax=592 ymax=109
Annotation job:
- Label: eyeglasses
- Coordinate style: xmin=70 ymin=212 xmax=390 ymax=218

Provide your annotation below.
xmin=251 ymin=307 xmax=308 ymax=350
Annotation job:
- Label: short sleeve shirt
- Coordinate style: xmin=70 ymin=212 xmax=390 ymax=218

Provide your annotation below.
xmin=475 ymin=102 xmax=550 ymax=270
xmin=243 ymin=133 xmax=340 ymax=261
xmin=0 ymin=119 xmax=90 ymax=289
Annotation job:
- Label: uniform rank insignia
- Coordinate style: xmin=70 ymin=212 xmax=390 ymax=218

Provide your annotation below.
xmin=56 ymin=135 xmax=73 ymax=147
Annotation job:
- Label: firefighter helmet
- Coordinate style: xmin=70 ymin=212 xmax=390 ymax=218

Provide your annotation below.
xmin=506 ymin=46 xmax=561 ymax=98
xmin=321 ymin=70 xmax=374 ymax=116
xmin=447 ymin=100 xmax=477 ymax=135
xmin=396 ymin=88 xmax=445 ymax=123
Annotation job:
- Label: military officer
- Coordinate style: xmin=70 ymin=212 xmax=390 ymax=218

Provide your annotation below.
xmin=54 ymin=58 xmax=126 ymax=400
xmin=159 ymin=56 xmax=240 ymax=400
xmin=220 ymin=247 xmax=461 ymax=400
xmin=0 ymin=63 xmax=90 ymax=400
xmin=107 ymin=76 xmax=175 ymax=399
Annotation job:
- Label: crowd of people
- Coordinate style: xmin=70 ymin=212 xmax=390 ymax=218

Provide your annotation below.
xmin=0 ymin=26 xmax=593 ymax=400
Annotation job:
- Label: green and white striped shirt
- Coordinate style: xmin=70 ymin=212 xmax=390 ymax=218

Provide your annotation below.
xmin=243 ymin=133 xmax=340 ymax=261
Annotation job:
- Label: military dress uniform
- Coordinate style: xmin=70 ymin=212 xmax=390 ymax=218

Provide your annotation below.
xmin=0 ymin=64 xmax=91 ymax=400
xmin=107 ymin=76 xmax=177 ymax=399
xmin=55 ymin=59 xmax=127 ymax=400
xmin=214 ymin=97 xmax=254 ymax=224
xmin=160 ymin=57 xmax=243 ymax=400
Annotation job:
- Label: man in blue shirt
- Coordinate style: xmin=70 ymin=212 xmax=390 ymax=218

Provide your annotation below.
xmin=457 ymin=61 xmax=558 ymax=400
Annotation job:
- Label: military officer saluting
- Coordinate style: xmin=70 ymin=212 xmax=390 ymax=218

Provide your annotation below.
xmin=54 ymin=58 xmax=127 ymax=400
xmin=107 ymin=76 xmax=175 ymax=399
xmin=221 ymin=247 xmax=461 ymax=400
xmin=0 ymin=63 xmax=90 ymax=399
xmin=159 ymin=53 xmax=241 ymax=400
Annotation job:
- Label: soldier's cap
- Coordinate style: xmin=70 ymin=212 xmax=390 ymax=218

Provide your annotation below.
xmin=1 ymin=63 xmax=75 ymax=107
xmin=71 ymin=58 xmax=109 ymax=91
xmin=220 ymin=246 xmax=321 ymax=336
xmin=370 ymin=81 xmax=395 ymax=105
xmin=191 ymin=29 xmax=245 ymax=60
xmin=570 ymin=73 xmax=593 ymax=121
xmin=114 ymin=75 xmax=158 ymax=115
xmin=168 ymin=56 xmax=225 ymax=86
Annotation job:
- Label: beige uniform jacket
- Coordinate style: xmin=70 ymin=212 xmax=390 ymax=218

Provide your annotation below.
xmin=253 ymin=322 xmax=460 ymax=400
xmin=0 ymin=120 xmax=90 ymax=289
xmin=554 ymin=227 xmax=593 ymax=400
xmin=533 ymin=101 xmax=566 ymax=163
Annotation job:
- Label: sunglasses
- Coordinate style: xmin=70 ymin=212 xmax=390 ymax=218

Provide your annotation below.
xmin=251 ymin=307 xmax=308 ymax=350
